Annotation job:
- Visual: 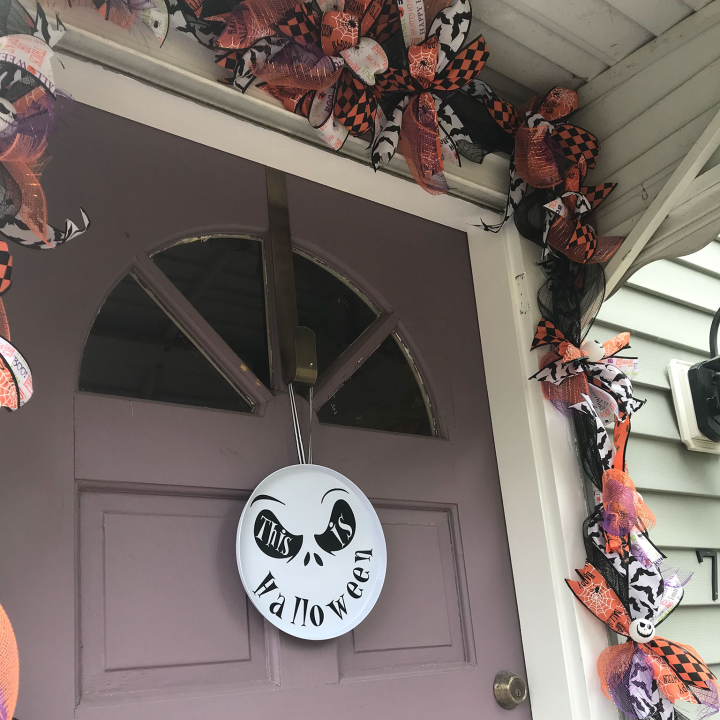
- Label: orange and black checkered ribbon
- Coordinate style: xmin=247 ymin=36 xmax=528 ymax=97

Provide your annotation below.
xmin=0 ymin=241 xmax=12 ymax=296
xmin=531 ymin=319 xmax=568 ymax=351
xmin=646 ymin=638 xmax=717 ymax=691
xmin=276 ymin=2 xmax=320 ymax=46
xmin=334 ymin=71 xmax=378 ymax=136
xmin=377 ymin=35 xmax=489 ymax=95
xmin=581 ymin=183 xmax=617 ymax=210
xmin=553 ymin=123 xmax=600 ymax=172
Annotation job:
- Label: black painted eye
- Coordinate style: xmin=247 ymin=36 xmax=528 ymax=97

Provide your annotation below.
xmin=254 ymin=509 xmax=302 ymax=560
xmin=315 ymin=499 xmax=356 ymax=554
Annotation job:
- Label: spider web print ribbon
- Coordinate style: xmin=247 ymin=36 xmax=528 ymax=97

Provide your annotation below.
xmin=0 ymin=331 xmax=31 ymax=410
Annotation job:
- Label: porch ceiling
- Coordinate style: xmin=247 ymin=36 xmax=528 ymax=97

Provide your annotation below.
xmin=470 ymin=0 xmax=711 ymax=104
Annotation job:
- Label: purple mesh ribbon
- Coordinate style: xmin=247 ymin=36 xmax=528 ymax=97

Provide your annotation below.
xmin=694 ymin=681 xmax=719 ymax=720
xmin=603 ymin=476 xmax=636 ymax=538
xmin=608 ymin=645 xmax=655 ymax=720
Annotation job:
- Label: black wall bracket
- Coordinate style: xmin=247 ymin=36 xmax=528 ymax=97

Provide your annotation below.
xmin=696 ymin=549 xmax=719 ymax=601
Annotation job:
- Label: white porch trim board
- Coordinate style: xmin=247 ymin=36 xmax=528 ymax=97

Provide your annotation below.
xmin=604 ymin=106 xmax=720 ymax=294
xmin=57 ymin=53 xmax=619 ymax=720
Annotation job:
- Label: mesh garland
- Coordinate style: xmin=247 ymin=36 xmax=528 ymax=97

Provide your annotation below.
xmin=514 ymin=189 xmax=550 ymax=247
xmin=572 ymin=408 xmax=604 ymax=490
xmin=539 ymin=349 xmax=589 ymax=415
xmin=536 ymin=255 xmax=605 ymax=347
xmin=583 ymin=508 xmax=630 ymax=607
xmin=0 ymin=164 xmax=22 ymax=220
xmin=252 ymin=42 xmax=344 ymax=89
xmin=515 ymin=124 xmax=568 ymax=188
xmin=215 ymin=0 xmax=297 ymax=50
xmin=398 ymin=92 xmax=447 ymax=194
xmin=0 ymin=605 xmax=18 ymax=720
xmin=0 ymin=298 xmax=9 ymax=340
xmin=0 ymin=0 xmax=35 ymax=36
xmin=444 ymin=90 xmax=515 ymax=163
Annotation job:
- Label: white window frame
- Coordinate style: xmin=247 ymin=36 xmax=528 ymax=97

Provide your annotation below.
xmin=59 ymin=53 xmax=617 ymax=720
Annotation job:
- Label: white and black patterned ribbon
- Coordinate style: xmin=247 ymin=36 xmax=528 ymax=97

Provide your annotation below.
xmin=33 ymin=2 xmax=66 ymax=48
xmin=371 ymin=96 xmax=409 ymax=170
xmin=571 ymin=393 xmax=614 ymax=471
xmin=428 ymin=0 xmax=471 ymax=74
xmin=479 ymin=154 xmax=527 ymax=233
xmin=233 ymin=38 xmax=287 ymax=93
xmin=0 ymin=208 xmax=89 ymax=249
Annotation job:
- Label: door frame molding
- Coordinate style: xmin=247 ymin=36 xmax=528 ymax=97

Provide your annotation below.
xmin=59 ymin=52 xmax=615 ymax=720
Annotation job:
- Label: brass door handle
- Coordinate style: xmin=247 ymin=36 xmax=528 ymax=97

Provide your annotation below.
xmin=493 ymin=670 xmax=528 ymax=710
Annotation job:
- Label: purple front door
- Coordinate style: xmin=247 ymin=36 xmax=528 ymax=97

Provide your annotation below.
xmin=0 ymin=104 xmax=529 ymax=719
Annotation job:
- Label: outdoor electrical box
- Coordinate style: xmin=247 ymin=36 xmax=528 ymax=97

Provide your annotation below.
xmin=668 ymin=307 xmax=720 ymax=453
xmin=688 ymin=356 xmax=720 ymax=442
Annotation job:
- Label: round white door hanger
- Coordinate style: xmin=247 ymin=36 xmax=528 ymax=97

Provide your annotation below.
xmin=236 ymin=464 xmax=387 ymax=640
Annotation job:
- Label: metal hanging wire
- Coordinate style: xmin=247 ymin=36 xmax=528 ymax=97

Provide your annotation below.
xmin=289 ymin=383 xmax=314 ymax=464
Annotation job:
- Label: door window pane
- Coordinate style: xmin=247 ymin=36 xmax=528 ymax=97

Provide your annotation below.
xmin=317 ymin=333 xmax=433 ymax=436
xmin=152 ymin=236 xmax=271 ymax=388
xmin=294 ymin=252 xmax=377 ymax=375
xmin=79 ymin=274 xmax=252 ymax=413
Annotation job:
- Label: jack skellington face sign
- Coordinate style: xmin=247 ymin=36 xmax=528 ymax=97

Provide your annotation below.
xmin=236 ymin=465 xmax=387 ymax=640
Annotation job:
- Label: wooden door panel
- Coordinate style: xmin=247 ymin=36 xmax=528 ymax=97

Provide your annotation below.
xmin=339 ymin=505 xmax=471 ymax=678
xmin=79 ymin=487 xmax=272 ymax=701
xmin=74 ymin=393 xmax=297 ymax=487
xmin=1 ymin=104 xmax=529 ymax=719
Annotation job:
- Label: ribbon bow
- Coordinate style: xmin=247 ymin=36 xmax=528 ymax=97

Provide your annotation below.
xmin=437 ymin=78 xmax=519 ymax=167
xmin=91 ymin=0 xmax=169 ymax=44
xmin=514 ymin=87 xmax=600 ymax=189
xmin=567 ymin=562 xmax=717 ymax=720
xmin=542 ymin=163 xmax=624 ymax=263
xmin=477 ymin=86 xmax=602 ymax=233
xmin=371 ymin=0 xmax=489 ymax=194
xmin=530 ymin=318 xmax=641 ymax=418
xmin=209 ymin=0 xmax=398 ymax=149
xmin=0 ymin=0 xmax=90 ymax=411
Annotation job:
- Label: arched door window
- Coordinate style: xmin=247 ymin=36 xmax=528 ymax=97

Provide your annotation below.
xmin=79 ymin=235 xmax=436 ymax=436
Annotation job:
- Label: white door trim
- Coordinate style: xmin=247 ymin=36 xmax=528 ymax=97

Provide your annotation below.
xmin=59 ymin=53 xmax=612 ymax=720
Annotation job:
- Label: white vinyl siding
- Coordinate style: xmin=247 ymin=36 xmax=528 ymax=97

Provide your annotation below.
xmin=595 ymin=238 xmax=720 ymax=678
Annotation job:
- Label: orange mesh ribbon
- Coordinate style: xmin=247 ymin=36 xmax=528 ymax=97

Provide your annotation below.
xmin=0 ymin=605 xmax=19 ymax=720
xmin=261 ymin=85 xmax=312 ymax=115
xmin=539 ymin=349 xmax=589 ymax=412
xmin=398 ymin=92 xmax=447 ymax=195
xmin=0 ymin=127 xmax=50 ymax=244
xmin=515 ymin=123 xmax=565 ymax=189
xmin=215 ymin=0 xmax=297 ymax=50
xmin=0 ymin=299 xmax=9 ymax=340
xmin=602 ymin=467 xmax=655 ymax=554
xmin=253 ymin=46 xmax=344 ymax=90
xmin=597 ymin=642 xmax=636 ymax=700
xmin=523 ymin=86 xmax=579 ymax=123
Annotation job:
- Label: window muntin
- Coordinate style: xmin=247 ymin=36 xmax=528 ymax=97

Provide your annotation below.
xmin=79 ymin=236 xmax=436 ymax=435
xmin=79 ymin=274 xmax=253 ymax=413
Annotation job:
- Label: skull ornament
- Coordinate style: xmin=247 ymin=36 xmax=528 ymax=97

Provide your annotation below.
xmin=237 ymin=464 xmax=386 ymax=640
xmin=581 ymin=339 xmax=606 ymax=363
xmin=629 ymin=618 xmax=656 ymax=644
xmin=0 ymin=98 xmax=17 ymax=138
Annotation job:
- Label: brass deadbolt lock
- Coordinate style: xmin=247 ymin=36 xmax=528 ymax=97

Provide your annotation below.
xmin=493 ymin=670 xmax=528 ymax=710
